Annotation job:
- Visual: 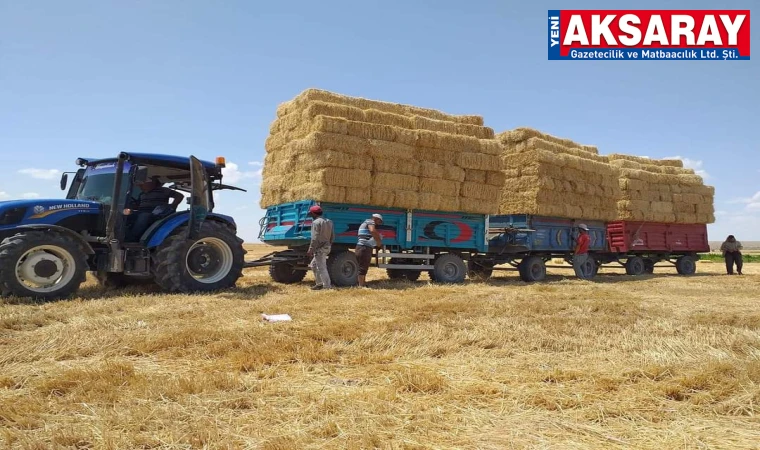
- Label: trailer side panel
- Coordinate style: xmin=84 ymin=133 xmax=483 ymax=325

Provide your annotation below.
xmin=606 ymin=221 xmax=709 ymax=254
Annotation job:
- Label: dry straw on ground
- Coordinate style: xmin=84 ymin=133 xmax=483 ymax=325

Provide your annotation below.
xmin=1 ymin=245 xmax=758 ymax=449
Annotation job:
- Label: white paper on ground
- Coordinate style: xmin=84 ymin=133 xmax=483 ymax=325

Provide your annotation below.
xmin=261 ymin=314 xmax=292 ymax=322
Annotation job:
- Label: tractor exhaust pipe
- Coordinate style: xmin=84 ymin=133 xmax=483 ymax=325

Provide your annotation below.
xmin=104 ymin=152 xmax=128 ymax=272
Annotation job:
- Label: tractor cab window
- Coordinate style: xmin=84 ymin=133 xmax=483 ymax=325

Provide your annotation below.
xmin=75 ymin=169 xmax=130 ymax=204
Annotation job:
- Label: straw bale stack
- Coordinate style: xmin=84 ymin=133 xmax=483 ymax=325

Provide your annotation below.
xmin=495 ymin=134 xmax=620 ymax=221
xmin=610 ymin=156 xmax=715 ymax=224
xmin=499 ymin=127 xmax=600 ymax=154
xmin=261 ymin=89 xmax=501 ymax=214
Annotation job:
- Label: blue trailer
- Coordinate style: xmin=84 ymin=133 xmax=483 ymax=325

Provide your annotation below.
xmin=254 ymin=200 xmax=613 ymax=285
xmin=468 ymin=214 xmax=608 ymax=282
xmin=254 ymin=202 xmax=705 ymax=285
xmin=252 ymin=200 xmax=489 ymax=285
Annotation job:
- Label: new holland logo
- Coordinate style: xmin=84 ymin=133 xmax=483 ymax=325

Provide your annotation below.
xmin=29 ymin=203 xmax=93 ymax=219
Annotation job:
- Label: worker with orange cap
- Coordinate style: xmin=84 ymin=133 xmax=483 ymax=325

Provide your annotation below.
xmin=306 ymin=205 xmax=334 ymax=290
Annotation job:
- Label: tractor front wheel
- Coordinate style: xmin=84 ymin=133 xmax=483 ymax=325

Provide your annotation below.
xmin=153 ymin=222 xmax=246 ymax=293
xmin=0 ymin=231 xmax=88 ymax=300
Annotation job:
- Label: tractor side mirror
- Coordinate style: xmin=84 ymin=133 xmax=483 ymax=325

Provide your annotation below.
xmin=134 ymin=167 xmax=149 ymax=184
xmin=60 ymin=173 xmax=68 ymax=191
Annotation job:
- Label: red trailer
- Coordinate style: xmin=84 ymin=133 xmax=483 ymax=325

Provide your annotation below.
xmin=602 ymin=221 xmax=709 ymax=275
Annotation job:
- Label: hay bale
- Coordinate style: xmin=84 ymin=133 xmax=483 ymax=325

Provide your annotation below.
xmin=695 ymin=203 xmax=715 ymax=215
xmin=367 ymin=140 xmax=418 ymax=161
xmin=411 ymin=116 xmax=494 ymax=139
xmin=457 ymin=153 xmax=500 ymax=171
xmin=345 ymin=190 xmax=371 ymax=205
xmin=443 ymin=165 xmax=466 ymax=182
xmin=420 ymin=161 xmax=444 ymax=179
xmin=307 ymin=168 xmax=372 ymax=189
xmin=374 ymin=172 xmax=419 ymax=191
xmin=277 ymin=88 xmax=484 ymax=125
xmin=393 ymin=191 xmax=419 ymax=209
xmin=486 ymin=171 xmax=505 ymax=186
xmin=674 ymin=202 xmax=697 ymax=214
xmin=419 ymin=192 xmax=441 ymax=211
xmin=298 ymin=150 xmax=373 ymax=171
xmin=651 ymin=201 xmax=674 ymax=214
xmin=371 ymin=189 xmax=395 ymax=206
xmin=512 ymin=138 xmax=609 ymax=163
xmin=419 ymin=178 xmax=460 ymax=197
xmin=291 ymin=132 xmax=371 ymax=156
xmin=678 ymin=213 xmax=699 ymax=224
xmin=288 ymin=183 xmax=347 ymax=204
xmin=363 ymin=108 xmax=414 ymax=129
xmin=478 ymin=139 xmax=504 ymax=156
xmin=417 ymin=147 xmax=457 ymax=165
xmin=497 ymin=127 xmax=598 ymax=153
xmin=608 ymin=154 xmax=684 ymax=168
xmin=345 ymin=120 xmax=397 ymax=142
xmin=373 ymin=157 xmax=420 ymax=177
xmin=501 ymin=176 xmax=556 ymax=191
xmin=461 ymin=182 xmax=500 ymax=200
xmin=439 ymin=196 xmax=460 ymax=212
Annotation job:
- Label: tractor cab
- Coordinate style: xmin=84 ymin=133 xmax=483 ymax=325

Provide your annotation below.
xmin=0 ymin=152 xmax=247 ymax=300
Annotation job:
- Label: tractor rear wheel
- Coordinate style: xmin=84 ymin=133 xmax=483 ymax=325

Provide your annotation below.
xmin=153 ymin=221 xmax=246 ymax=292
xmin=0 ymin=231 xmax=88 ymax=300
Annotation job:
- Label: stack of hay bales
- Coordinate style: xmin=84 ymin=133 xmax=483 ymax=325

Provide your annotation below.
xmin=495 ymin=128 xmax=621 ymax=221
xmin=260 ymin=89 xmax=503 ymax=214
xmin=609 ymin=155 xmax=715 ymax=224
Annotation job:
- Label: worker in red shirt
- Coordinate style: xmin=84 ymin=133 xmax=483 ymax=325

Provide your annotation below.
xmin=573 ymin=224 xmax=592 ymax=279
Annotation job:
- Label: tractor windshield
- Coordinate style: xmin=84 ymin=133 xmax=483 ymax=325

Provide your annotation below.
xmin=75 ymin=163 xmax=131 ymax=203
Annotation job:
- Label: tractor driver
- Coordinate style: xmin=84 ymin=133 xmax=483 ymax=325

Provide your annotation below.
xmin=126 ymin=177 xmax=185 ymax=242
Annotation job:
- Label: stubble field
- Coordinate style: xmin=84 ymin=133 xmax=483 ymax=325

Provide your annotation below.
xmin=1 ymin=245 xmax=759 ymax=449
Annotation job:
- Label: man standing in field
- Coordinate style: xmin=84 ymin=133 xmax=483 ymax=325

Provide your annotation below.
xmin=306 ymin=205 xmax=334 ymax=290
xmin=356 ymin=213 xmax=384 ymax=287
xmin=573 ymin=224 xmax=591 ymax=279
xmin=720 ymin=235 xmax=743 ymax=275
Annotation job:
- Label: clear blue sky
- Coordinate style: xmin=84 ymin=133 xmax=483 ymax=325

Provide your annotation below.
xmin=1 ymin=0 xmax=757 ymax=242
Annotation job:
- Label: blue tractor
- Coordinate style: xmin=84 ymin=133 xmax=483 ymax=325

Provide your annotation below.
xmin=0 ymin=152 xmax=247 ymax=300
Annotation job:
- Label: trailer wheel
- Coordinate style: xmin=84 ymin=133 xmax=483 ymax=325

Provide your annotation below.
xmin=519 ymin=256 xmax=546 ymax=282
xmin=327 ymin=251 xmax=359 ymax=287
xmin=643 ymin=259 xmax=655 ymax=274
xmin=467 ymin=260 xmax=493 ymax=281
xmin=676 ymin=255 xmax=697 ymax=276
xmin=583 ymin=255 xmax=599 ymax=279
xmin=432 ymin=254 xmax=466 ymax=284
xmin=386 ymin=258 xmax=422 ymax=282
xmin=625 ymin=256 xmax=646 ymax=276
xmin=0 ymin=231 xmax=88 ymax=300
xmin=269 ymin=263 xmax=307 ymax=284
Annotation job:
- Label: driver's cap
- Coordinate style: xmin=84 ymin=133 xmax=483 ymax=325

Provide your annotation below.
xmin=578 ymin=223 xmax=589 ymax=231
xmin=372 ymin=213 xmax=383 ymax=222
